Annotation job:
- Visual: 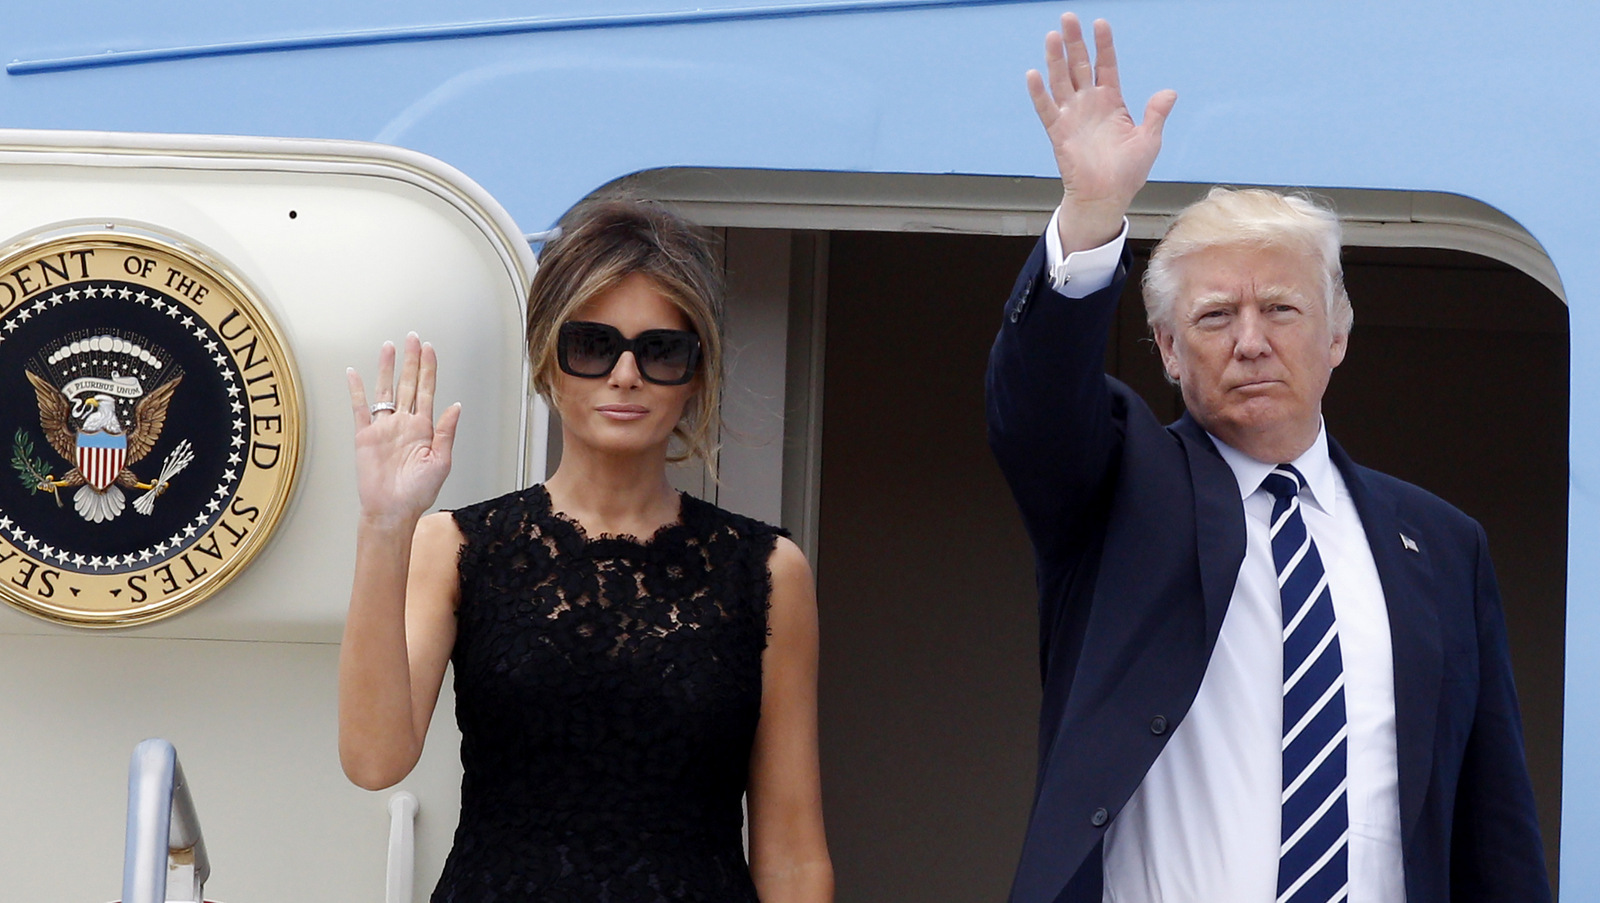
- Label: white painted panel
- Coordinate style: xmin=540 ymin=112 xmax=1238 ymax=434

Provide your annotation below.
xmin=718 ymin=228 xmax=790 ymax=525
xmin=0 ymin=133 xmax=533 ymax=641
xmin=0 ymin=634 xmax=463 ymax=902
xmin=0 ymin=132 xmax=531 ymax=902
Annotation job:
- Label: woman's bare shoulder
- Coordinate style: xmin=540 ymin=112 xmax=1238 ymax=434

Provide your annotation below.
xmin=414 ymin=509 xmax=466 ymax=549
xmin=767 ymin=535 xmax=811 ymax=584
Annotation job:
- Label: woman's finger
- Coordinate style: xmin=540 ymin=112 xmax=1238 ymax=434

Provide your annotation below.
xmin=347 ymin=367 xmax=371 ymax=429
xmin=416 ymin=341 xmax=438 ymax=422
xmin=375 ymin=341 xmax=397 ymax=404
xmin=396 ymin=332 xmax=421 ymax=412
xmin=431 ymin=402 xmax=462 ymax=470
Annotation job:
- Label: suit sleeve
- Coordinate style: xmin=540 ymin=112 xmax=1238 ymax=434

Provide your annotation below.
xmin=985 ymin=235 xmax=1130 ymax=563
xmin=1449 ymin=522 xmax=1552 ymax=901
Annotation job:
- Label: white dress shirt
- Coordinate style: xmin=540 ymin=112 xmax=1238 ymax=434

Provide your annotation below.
xmin=1042 ymin=215 xmax=1405 ymax=900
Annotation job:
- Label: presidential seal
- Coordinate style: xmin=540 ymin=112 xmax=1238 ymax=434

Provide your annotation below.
xmin=0 ymin=228 xmax=301 ymax=626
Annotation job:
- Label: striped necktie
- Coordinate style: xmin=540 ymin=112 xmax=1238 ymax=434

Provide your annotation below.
xmin=1263 ymin=465 xmax=1349 ymax=903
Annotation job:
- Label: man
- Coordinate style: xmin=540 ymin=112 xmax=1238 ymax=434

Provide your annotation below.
xmin=986 ymin=14 xmax=1550 ymax=903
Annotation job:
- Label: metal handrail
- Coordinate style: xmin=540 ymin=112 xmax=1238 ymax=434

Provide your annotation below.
xmin=386 ymin=791 xmax=419 ymax=903
xmin=122 ymin=738 xmax=210 ymax=903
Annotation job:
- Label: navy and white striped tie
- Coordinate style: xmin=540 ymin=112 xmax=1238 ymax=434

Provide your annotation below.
xmin=1264 ymin=465 xmax=1349 ymax=903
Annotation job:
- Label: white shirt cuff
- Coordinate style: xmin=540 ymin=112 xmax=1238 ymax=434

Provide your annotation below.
xmin=1044 ymin=209 xmax=1128 ymax=299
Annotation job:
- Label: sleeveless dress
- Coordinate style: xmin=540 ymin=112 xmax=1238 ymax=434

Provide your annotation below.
xmin=432 ymin=484 xmax=784 ymax=902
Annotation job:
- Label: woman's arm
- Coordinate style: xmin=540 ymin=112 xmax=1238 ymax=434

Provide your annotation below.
xmin=747 ymin=537 xmax=834 ymax=903
xmin=337 ymin=334 xmax=463 ymax=790
xmin=338 ymin=511 xmax=460 ymax=789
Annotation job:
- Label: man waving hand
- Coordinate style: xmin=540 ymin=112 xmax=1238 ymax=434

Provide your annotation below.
xmin=987 ymin=13 xmax=1550 ymax=903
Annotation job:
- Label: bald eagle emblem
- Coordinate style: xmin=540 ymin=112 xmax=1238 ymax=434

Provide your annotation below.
xmin=15 ymin=366 xmax=191 ymax=523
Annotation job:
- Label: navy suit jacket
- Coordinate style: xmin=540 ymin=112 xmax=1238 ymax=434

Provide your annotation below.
xmin=985 ymin=237 xmax=1550 ymax=903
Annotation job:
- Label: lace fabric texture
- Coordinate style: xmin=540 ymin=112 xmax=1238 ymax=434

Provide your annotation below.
xmin=433 ymin=484 xmax=784 ymax=903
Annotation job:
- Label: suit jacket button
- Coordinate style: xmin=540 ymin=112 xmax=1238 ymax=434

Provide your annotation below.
xmin=1150 ymin=715 xmax=1168 ymax=735
xmin=1009 ymin=296 xmax=1028 ymax=323
xmin=1090 ymin=807 xmax=1109 ymax=827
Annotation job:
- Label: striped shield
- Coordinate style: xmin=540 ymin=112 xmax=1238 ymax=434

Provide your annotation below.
xmin=76 ymin=431 xmax=128 ymax=491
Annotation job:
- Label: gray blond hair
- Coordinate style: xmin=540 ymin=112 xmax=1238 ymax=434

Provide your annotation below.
xmin=1141 ymin=187 xmax=1352 ymax=336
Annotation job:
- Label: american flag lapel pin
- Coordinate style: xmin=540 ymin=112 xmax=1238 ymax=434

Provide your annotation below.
xmin=1400 ymin=533 xmax=1420 ymax=553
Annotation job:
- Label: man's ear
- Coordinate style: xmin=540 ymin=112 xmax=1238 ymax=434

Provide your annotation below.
xmin=1329 ymin=329 xmax=1348 ymax=370
xmin=1154 ymin=325 xmax=1181 ymax=382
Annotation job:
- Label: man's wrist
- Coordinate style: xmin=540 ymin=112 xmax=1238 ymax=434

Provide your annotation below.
xmin=1056 ymin=195 xmax=1130 ymax=256
xmin=1045 ymin=210 xmax=1127 ymax=299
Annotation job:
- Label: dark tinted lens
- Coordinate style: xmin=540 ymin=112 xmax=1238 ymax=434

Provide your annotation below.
xmin=635 ymin=330 xmax=700 ymax=384
xmin=560 ymin=322 xmax=622 ymax=377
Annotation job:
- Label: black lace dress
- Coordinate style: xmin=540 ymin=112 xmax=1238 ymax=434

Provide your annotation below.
xmin=432 ymin=484 xmax=784 ymax=903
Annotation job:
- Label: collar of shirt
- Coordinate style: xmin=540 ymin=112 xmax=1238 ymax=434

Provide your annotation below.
xmin=1207 ymin=422 xmax=1337 ymax=519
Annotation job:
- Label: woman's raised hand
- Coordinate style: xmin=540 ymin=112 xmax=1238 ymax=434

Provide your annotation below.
xmin=347 ymin=333 xmax=462 ymax=525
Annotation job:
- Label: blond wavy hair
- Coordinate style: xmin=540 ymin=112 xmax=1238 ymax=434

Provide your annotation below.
xmin=526 ymin=197 xmax=725 ymax=465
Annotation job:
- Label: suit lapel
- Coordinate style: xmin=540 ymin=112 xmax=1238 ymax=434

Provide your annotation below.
xmin=1329 ymin=438 xmax=1441 ymax=846
xmin=1170 ymin=414 xmax=1246 ymax=646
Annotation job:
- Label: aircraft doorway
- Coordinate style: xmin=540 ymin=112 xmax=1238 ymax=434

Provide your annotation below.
xmin=810 ymin=230 xmax=1566 ymax=900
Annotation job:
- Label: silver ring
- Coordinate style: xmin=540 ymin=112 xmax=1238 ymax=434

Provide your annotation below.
xmin=369 ymin=401 xmax=397 ymax=415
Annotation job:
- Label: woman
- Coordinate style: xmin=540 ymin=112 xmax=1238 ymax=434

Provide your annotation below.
xmin=338 ymin=198 xmax=833 ymax=902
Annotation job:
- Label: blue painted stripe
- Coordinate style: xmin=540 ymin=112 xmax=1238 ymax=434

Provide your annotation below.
xmin=7 ymin=0 xmax=1035 ymax=75
xmin=77 ymin=431 xmax=127 ymax=449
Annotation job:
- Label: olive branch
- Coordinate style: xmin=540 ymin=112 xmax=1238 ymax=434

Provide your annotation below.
xmin=11 ymin=429 xmax=61 ymax=506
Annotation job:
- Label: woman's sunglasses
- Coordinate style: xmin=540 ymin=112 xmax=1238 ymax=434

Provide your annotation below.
xmin=557 ymin=321 xmax=702 ymax=386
